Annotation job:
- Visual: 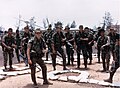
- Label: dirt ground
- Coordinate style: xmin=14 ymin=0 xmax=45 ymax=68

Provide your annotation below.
xmin=0 ymin=46 xmax=120 ymax=88
xmin=0 ymin=58 xmax=120 ymax=88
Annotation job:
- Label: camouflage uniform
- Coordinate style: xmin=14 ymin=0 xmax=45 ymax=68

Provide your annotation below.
xmin=94 ymin=28 xmax=102 ymax=63
xmin=51 ymin=31 xmax=67 ymax=70
xmin=75 ymin=31 xmax=88 ymax=68
xmin=86 ymin=32 xmax=94 ymax=64
xmin=97 ymin=35 xmax=110 ymax=71
xmin=104 ymin=37 xmax=120 ymax=83
xmin=15 ymin=30 xmax=21 ymax=63
xmin=28 ymin=37 xmax=48 ymax=85
xmin=21 ymin=32 xmax=31 ymax=66
xmin=65 ymin=31 xmax=74 ymax=65
xmin=108 ymin=32 xmax=118 ymax=60
xmin=44 ymin=29 xmax=53 ymax=61
xmin=2 ymin=33 xmax=15 ymax=69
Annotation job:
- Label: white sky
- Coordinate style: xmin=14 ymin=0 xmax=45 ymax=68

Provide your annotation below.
xmin=0 ymin=0 xmax=120 ymax=30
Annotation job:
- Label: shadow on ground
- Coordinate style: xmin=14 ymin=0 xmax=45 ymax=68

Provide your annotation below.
xmin=23 ymin=83 xmax=49 ymax=88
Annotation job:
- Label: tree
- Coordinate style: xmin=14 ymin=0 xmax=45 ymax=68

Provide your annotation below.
xmin=102 ymin=12 xmax=113 ymax=29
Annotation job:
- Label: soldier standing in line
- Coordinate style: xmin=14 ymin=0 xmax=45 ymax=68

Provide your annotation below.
xmin=97 ymin=29 xmax=110 ymax=72
xmin=1 ymin=31 xmax=8 ymax=61
xmin=84 ymin=27 xmax=94 ymax=65
xmin=21 ymin=25 xmax=31 ymax=66
xmin=104 ymin=34 xmax=120 ymax=83
xmin=15 ymin=29 xmax=21 ymax=63
xmin=1 ymin=31 xmax=8 ymax=52
xmin=2 ymin=28 xmax=16 ymax=71
xmin=94 ymin=27 xmax=102 ymax=63
xmin=64 ymin=26 xmax=75 ymax=65
xmin=74 ymin=25 xmax=88 ymax=69
xmin=44 ymin=24 xmax=53 ymax=61
xmin=108 ymin=28 xmax=118 ymax=60
xmin=27 ymin=28 xmax=52 ymax=87
xmin=51 ymin=24 xmax=67 ymax=70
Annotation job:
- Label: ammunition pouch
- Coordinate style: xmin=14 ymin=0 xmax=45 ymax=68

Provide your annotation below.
xmin=30 ymin=50 xmax=44 ymax=58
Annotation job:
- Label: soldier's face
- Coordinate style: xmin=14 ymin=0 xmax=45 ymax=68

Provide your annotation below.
xmin=79 ymin=28 xmax=83 ymax=32
xmin=56 ymin=28 xmax=61 ymax=32
xmin=24 ymin=28 xmax=29 ymax=33
xmin=8 ymin=30 xmax=12 ymax=35
xmin=35 ymin=32 xmax=41 ymax=39
xmin=100 ymin=32 xmax=104 ymax=36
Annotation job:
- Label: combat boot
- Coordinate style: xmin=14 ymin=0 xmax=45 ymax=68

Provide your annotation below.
xmin=104 ymin=78 xmax=112 ymax=83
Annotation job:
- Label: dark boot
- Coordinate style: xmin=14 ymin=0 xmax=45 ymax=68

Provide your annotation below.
xmin=88 ymin=60 xmax=92 ymax=65
xmin=53 ymin=66 xmax=56 ymax=70
xmin=33 ymin=82 xmax=38 ymax=88
xmin=104 ymin=78 xmax=112 ymax=83
xmin=43 ymin=81 xmax=53 ymax=85
xmin=104 ymin=71 xmax=114 ymax=83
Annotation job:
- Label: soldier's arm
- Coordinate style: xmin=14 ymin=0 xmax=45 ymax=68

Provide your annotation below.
xmin=102 ymin=36 xmax=110 ymax=47
xmin=27 ymin=41 xmax=32 ymax=64
xmin=61 ymin=32 xmax=66 ymax=42
xmin=51 ymin=35 xmax=56 ymax=53
xmin=27 ymin=44 xmax=31 ymax=60
xmin=68 ymin=34 xmax=74 ymax=42
xmin=11 ymin=37 xmax=17 ymax=48
xmin=81 ymin=33 xmax=88 ymax=41
xmin=1 ymin=35 xmax=10 ymax=49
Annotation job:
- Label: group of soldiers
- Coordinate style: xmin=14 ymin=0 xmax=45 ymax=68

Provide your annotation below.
xmin=0 ymin=22 xmax=120 ymax=87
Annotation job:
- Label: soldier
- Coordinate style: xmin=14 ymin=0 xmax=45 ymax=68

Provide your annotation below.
xmin=94 ymin=27 xmax=102 ymax=63
xmin=84 ymin=27 xmax=94 ymax=65
xmin=2 ymin=28 xmax=16 ymax=71
xmin=74 ymin=25 xmax=88 ymax=69
xmin=108 ymin=28 xmax=118 ymax=60
xmin=21 ymin=25 xmax=31 ymax=66
xmin=44 ymin=24 xmax=53 ymax=61
xmin=64 ymin=26 xmax=75 ymax=65
xmin=27 ymin=28 xmax=52 ymax=87
xmin=97 ymin=29 xmax=110 ymax=72
xmin=15 ymin=29 xmax=21 ymax=63
xmin=104 ymin=34 xmax=120 ymax=83
xmin=51 ymin=24 xmax=67 ymax=70
xmin=1 ymin=31 xmax=8 ymax=52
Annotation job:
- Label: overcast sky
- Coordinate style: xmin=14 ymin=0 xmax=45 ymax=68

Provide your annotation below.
xmin=0 ymin=0 xmax=120 ymax=30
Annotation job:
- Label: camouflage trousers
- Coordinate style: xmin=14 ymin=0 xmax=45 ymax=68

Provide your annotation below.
xmin=29 ymin=57 xmax=47 ymax=84
xmin=101 ymin=51 xmax=110 ymax=71
xmin=3 ymin=51 xmax=13 ymax=68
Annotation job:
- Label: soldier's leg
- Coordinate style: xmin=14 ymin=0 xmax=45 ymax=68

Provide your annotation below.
xmin=51 ymin=53 xmax=56 ymax=70
xmin=9 ymin=52 xmax=13 ymax=69
xmin=37 ymin=58 xmax=48 ymax=83
xmin=66 ymin=51 xmax=71 ymax=65
xmin=15 ymin=49 xmax=20 ymax=63
xmin=3 ymin=52 xmax=8 ymax=69
xmin=29 ymin=58 xmax=37 ymax=85
xmin=46 ymin=50 xmax=49 ymax=61
xmin=101 ymin=53 xmax=106 ymax=71
xmin=88 ymin=46 xmax=93 ymax=64
xmin=106 ymin=52 xmax=110 ymax=71
xmin=71 ymin=50 xmax=74 ymax=65
xmin=77 ymin=48 xmax=81 ymax=68
xmin=66 ymin=46 xmax=71 ymax=65
xmin=97 ymin=46 xmax=101 ymax=63
xmin=25 ymin=51 xmax=28 ymax=66
xmin=58 ymin=48 xmax=67 ymax=70
xmin=30 ymin=65 xmax=37 ymax=84
xmin=110 ymin=44 xmax=115 ymax=60
xmin=104 ymin=61 xmax=119 ymax=83
xmin=82 ymin=48 xmax=88 ymax=69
